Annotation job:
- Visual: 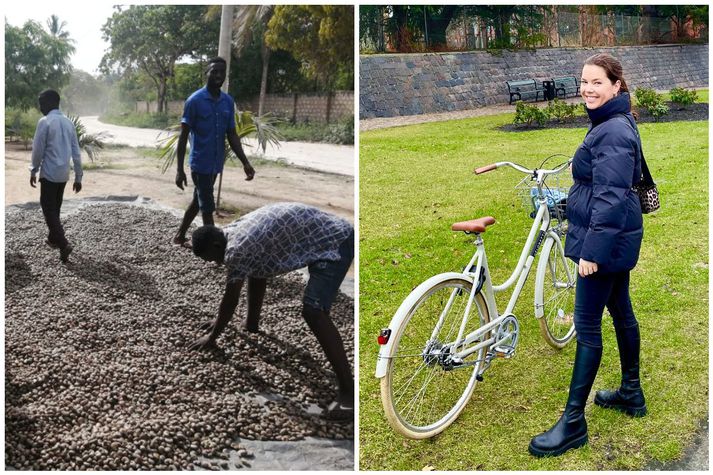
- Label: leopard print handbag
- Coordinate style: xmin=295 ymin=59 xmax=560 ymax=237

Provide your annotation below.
xmin=634 ymin=181 xmax=660 ymax=214
xmin=620 ymin=112 xmax=660 ymax=214
xmin=633 ymin=153 xmax=660 ymax=214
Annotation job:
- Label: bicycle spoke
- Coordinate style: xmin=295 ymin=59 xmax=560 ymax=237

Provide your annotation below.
xmin=384 ymin=279 xmax=487 ymax=434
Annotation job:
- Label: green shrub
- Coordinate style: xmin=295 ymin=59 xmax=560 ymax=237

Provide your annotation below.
xmin=634 ymin=87 xmax=659 ymax=110
xmin=545 ymin=98 xmax=581 ymax=122
xmin=669 ymin=87 xmax=698 ymax=108
xmin=648 ymin=102 xmax=670 ymax=121
xmin=100 ymin=112 xmax=181 ymax=129
xmin=323 ymin=116 xmax=354 ymax=145
xmin=5 ymin=107 xmax=41 ymax=149
xmin=513 ymin=101 xmax=549 ymax=127
xmin=634 ymin=87 xmax=669 ymax=120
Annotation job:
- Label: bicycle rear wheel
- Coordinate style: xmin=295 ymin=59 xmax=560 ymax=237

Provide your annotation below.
xmin=535 ymin=236 xmax=577 ymax=349
xmin=381 ymin=276 xmax=490 ymax=439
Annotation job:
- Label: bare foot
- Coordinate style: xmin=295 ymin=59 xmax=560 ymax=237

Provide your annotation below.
xmin=172 ymin=236 xmax=192 ymax=249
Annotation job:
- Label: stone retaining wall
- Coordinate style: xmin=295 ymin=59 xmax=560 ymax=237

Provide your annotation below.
xmin=359 ymin=44 xmax=708 ymax=118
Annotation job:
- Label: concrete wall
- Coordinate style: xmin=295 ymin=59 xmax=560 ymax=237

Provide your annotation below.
xmin=137 ymin=91 xmax=354 ymax=123
xmin=359 ymin=44 xmax=708 ymax=118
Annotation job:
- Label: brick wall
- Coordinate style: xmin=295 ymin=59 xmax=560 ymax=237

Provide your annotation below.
xmin=237 ymin=91 xmax=354 ymax=122
xmin=359 ymin=44 xmax=709 ymax=118
xmin=136 ymin=91 xmax=353 ymax=123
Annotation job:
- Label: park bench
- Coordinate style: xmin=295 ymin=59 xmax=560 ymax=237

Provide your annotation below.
xmin=553 ymin=76 xmax=580 ymax=98
xmin=507 ymin=79 xmax=546 ymax=104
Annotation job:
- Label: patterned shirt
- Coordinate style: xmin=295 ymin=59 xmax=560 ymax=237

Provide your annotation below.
xmin=30 ymin=109 xmax=83 ymax=183
xmin=181 ymin=87 xmax=236 ymax=175
xmin=223 ymin=203 xmax=353 ymax=282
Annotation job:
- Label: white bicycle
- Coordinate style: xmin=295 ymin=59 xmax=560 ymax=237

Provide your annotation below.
xmin=375 ymin=158 xmax=577 ymax=439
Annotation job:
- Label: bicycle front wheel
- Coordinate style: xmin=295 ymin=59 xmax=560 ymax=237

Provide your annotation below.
xmin=381 ymin=275 xmax=490 ymax=439
xmin=535 ymin=236 xmax=577 ymax=348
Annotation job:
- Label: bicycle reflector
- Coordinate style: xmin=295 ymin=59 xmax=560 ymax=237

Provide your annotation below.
xmin=378 ymin=329 xmax=391 ymax=345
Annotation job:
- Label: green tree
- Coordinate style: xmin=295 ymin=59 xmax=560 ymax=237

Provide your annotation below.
xmin=100 ymin=5 xmax=219 ymax=113
xmin=5 ymin=18 xmax=75 ymax=110
xmin=652 ymin=5 xmax=708 ymax=39
xmin=265 ymin=5 xmax=354 ymax=92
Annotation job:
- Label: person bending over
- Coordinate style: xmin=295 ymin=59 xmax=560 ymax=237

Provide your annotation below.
xmin=188 ymin=202 xmax=354 ymax=420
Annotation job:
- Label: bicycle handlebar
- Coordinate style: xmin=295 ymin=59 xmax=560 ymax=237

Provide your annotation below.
xmin=474 ymin=160 xmax=571 ymax=177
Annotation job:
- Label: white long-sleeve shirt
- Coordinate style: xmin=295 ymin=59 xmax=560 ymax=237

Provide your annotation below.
xmin=30 ymin=109 xmax=83 ymax=183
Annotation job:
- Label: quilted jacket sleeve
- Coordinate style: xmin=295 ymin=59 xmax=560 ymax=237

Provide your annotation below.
xmin=579 ymin=120 xmax=638 ymax=265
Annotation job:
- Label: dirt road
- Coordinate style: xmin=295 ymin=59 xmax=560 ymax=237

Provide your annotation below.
xmin=5 ymin=144 xmax=353 ymax=223
xmin=80 ymin=116 xmax=355 ymax=176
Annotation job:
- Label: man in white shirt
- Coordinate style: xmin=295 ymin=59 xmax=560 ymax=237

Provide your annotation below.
xmin=30 ymin=89 xmax=83 ymax=262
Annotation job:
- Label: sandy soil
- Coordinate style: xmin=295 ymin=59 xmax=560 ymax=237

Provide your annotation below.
xmin=5 ymin=143 xmax=354 ymax=224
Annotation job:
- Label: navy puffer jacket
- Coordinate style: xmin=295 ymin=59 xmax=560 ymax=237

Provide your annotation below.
xmin=565 ymin=92 xmax=643 ymax=273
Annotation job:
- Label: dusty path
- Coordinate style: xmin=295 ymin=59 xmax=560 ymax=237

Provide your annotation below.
xmin=80 ymin=116 xmax=355 ymax=176
xmin=5 ymin=144 xmax=353 ymax=223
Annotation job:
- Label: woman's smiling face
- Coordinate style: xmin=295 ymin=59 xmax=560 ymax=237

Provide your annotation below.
xmin=581 ymin=64 xmax=621 ymax=110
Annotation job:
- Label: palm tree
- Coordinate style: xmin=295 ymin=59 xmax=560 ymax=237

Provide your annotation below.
xmin=46 ymin=14 xmax=70 ymax=39
xmin=232 ymin=6 xmax=274 ymax=116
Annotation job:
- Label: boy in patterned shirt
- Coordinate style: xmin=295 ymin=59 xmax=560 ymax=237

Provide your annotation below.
xmin=188 ymin=202 xmax=354 ymax=420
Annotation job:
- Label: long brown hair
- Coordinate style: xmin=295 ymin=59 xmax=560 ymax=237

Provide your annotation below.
xmin=584 ymin=53 xmax=637 ymax=118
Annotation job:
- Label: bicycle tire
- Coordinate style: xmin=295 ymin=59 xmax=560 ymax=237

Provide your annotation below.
xmin=534 ymin=236 xmax=577 ymax=349
xmin=380 ymin=275 xmax=490 ymax=439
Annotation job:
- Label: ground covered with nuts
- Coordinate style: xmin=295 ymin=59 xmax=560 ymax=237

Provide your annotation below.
xmin=5 ymin=203 xmax=354 ymax=470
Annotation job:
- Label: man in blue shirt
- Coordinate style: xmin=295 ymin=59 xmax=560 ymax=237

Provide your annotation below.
xmin=29 ymin=89 xmax=83 ymax=262
xmin=173 ymin=57 xmax=255 ymax=247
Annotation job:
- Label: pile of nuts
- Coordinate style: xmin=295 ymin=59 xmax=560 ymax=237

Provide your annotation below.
xmin=5 ymin=204 xmax=354 ymax=470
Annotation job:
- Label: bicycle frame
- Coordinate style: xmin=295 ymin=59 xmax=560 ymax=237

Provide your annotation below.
xmin=375 ymin=161 xmax=573 ymax=379
xmin=445 ymin=166 xmax=572 ymax=362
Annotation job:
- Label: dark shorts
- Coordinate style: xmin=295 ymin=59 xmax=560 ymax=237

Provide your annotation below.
xmin=303 ymin=231 xmax=355 ymax=312
xmin=191 ymin=172 xmax=218 ymax=213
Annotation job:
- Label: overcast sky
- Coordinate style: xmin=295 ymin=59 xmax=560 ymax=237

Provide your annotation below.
xmin=4 ymin=3 xmax=119 ymax=74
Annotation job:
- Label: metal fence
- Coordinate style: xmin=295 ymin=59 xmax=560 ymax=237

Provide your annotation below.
xmin=360 ymin=7 xmax=708 ymax=53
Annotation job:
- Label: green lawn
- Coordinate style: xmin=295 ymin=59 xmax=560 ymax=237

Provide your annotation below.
xmin=359 ymin=108 xmax=708 ymax=470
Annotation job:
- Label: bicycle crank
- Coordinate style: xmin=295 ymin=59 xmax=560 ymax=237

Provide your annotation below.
xmin=492 ymin=314 xmax=520 ymax=358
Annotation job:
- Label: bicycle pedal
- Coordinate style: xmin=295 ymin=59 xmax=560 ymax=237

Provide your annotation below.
xmin=476 ymin=374 xmax=484 ymax=382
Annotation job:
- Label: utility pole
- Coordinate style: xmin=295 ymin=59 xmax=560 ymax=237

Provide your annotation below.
xmin=216 ymin=5 xmax=234 ymax=214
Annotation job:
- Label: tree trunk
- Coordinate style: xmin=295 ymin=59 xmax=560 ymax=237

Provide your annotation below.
xmin=216 ymin=5 xmax=234 ymax=214
xmin=218 ymin=5 xmax=234 ymax=94
xmin=258 ymin=43 xmax=270 ymax=117
xmin=157 ymin=78 xmax=167 ymax=114
xmin=392 ymin=6 xmax=408 ymax=51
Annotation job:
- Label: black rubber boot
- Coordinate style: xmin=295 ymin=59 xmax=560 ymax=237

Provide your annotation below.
xmin=529 ymin=342 xmax=602 ymax=457
xmin=594 ymin=323 xmax=646 ymax=417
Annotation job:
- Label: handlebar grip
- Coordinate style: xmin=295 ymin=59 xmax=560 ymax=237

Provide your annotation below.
xmin=474 ymin=164 xmax=497 ymax=175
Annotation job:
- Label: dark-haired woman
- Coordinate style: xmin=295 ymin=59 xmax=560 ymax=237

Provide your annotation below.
xmin=529 ymin=53 xmax=646 ymax=457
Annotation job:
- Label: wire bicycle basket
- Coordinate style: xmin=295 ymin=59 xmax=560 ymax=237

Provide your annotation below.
xmin=514 ymin=156 xmax=573 ymax=224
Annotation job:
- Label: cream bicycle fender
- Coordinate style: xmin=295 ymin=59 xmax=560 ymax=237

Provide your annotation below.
xmin=375 ymin=272 xmax=473 ymax=379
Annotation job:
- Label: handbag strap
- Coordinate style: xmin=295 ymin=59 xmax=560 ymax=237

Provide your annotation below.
xmin=618 ymin=113 xmax=654 ymax=186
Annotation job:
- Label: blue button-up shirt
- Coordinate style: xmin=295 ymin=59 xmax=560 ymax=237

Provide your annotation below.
xmin=30 ymin=109 xmax=83 ymax=183
xmin=181 ymin=87 xmax=236 ymax=175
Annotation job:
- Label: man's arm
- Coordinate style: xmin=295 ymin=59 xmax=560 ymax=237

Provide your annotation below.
xmin=29 ymin=120 xmax=47 ymax=187
xmin=227 ymin=129 xmax=255 ymax=181
xmin=189 ymin=279 xmax=244 ymax=351
xmin=70 ymin=125 xmax=83 ymax=192
xmin=175 ymin=123 xmax=191 ymax=190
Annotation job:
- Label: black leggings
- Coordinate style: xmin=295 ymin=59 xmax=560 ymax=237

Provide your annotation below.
xmin=574 ymin=270 xmax=638 ymax=348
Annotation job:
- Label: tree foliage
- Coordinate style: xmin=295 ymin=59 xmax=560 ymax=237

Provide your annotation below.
xmin=5 ymin=18 xmax=75 ymax=110
xmin=265 ymin=5 xmax=354 ymax=91
xmin=100 ymin=5 xmax=219 ymax=113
